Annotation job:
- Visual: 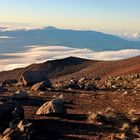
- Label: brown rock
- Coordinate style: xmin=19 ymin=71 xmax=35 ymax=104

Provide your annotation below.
xmin=36 ymin=98 xmax=67 ymax=115
xmin=0 ymin=127 xmax=22 ymax=140
xmin=18 ymin=70 xmax=49 ymax=86
xmin=31 ymin=81 xmax=52 ymax=91
xmin=17 ymin=119 xmax=32 ymax=132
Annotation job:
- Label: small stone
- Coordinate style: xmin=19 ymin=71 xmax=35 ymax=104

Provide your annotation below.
xmin=123 ymin=91 xmax=128 ymax=95
xmin=59 ymin=94 xmax=64 ymax=99
xmin=112 ymin=85 xmax=117 ymax=88
xmin=133 ymin=90 xmax=137 ymax=94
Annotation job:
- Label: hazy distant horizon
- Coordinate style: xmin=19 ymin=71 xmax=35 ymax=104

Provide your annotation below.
xmin=1 ymin=0 xmax=140 ymax=39
xmin=0 ymin=23 xmax=140 ymax=41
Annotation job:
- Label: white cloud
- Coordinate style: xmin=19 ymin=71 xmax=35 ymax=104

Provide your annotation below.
xmin=0 ymin=36 xmax=14 ymax=39
xmin=0 ymin=45 xmax=140 ymax=71
xmin=123 ymin=32 xmax=140 ymax=40
xmin=0 ymin=22 xmax=43 ymax=31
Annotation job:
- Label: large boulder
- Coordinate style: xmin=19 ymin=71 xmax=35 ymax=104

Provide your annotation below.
xmin=31 ymin=81 xmax=52 ymax=91
xmin=18 ymin=70 xmax=49 ymax=86
xmin=36 ymin=98 xmax=67 ymax=115
xmin=11 ymin=91 xmax=28 ymax=99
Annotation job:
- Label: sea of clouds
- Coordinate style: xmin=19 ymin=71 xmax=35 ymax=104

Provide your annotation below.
xmin=0 ymin=23 xmax=140 ymax=71
xmin=0 ymin=45 xmax=140 ymax=71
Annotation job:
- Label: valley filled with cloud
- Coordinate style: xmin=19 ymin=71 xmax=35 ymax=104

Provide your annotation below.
xmin=0 ymin=45 xmax=140 ymax=71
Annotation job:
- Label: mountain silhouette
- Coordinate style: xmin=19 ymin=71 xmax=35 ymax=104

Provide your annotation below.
xmin=0 ymin=26 xmax=140 ymax=53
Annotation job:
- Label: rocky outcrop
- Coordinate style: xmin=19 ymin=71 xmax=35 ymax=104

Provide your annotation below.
xmin=18 ymin=70 xmax=49 ymax=86
xmin=96 ymin=73 xmax=140 ymax=92
xmin=88 ymin=110 xmax=140 ymax=140
xmin=54 ymin=77 xmax=98 ymax=91
xmin=88 ymin=112 xmax=131 ymax=129
xmin=36 ymin=98 xmax=67 ymax=115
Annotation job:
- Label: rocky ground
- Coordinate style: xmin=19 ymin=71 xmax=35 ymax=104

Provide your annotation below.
xmin=0 ymin=72 xmax=140 ymax=140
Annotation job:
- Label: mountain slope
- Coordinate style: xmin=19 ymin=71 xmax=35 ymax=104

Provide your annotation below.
xmin=55 ymin=56 xmax=140 ymax=81
xmin=0 ymin=56 xmax=139 ymax=82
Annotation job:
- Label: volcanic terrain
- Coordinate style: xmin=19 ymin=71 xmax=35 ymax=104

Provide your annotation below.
xmin=0 ymin=56 xmax=140 ymax=140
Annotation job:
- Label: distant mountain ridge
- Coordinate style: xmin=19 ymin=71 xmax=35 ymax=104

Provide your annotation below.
xmin=0 ymin=26 xmax=140 ymax=53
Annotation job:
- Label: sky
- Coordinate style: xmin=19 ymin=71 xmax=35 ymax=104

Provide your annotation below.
xmin=0 ymin=0 xmax=140 ymax=35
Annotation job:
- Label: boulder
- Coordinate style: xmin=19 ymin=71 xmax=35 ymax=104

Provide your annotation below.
xmin=36 ymin=98 xmax=67 ymax=115
xmin=11 ymin=91 xmax=28 ymax=99
xmin=17 ymin=119 xmax=32 ymax=132
xmin=88 ymin=112 xmax=98 ymax=124
xmin=0 ymin=127 xmax=22 ymax=140
xmin=31 ymin=81 xmax=52 ymax=91
xmin=1 ymin=120 xmax=32 ymax=140
xmin=18 ymin=70 xmax=49 ymax=86
xmin=0 ymin=101 xmax=24 ymax=127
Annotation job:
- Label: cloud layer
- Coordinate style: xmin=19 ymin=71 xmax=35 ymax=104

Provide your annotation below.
xmin=0 ymin=22 xmax=43 ymax=31
xmin=0 ymin=36 xmax=15 ymax=40
xmin=123 ymin=32 xmax=140 ymax=40
xmin=0 ymin=46 xmax=140 ymax=71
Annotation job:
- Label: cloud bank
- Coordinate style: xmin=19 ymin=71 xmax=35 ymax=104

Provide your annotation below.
xmin=123 ymin=32 xmax=140 ymax=40
xmin=0 ymin=22 xmax=43 ymax=31
xmin=0 ymin=36 xmax=14 ymax=39
xmin=0 ymin=46 xmax=140 ymax=71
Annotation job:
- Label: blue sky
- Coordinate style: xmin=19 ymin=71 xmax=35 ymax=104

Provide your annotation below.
xmin=0 ymin=0 xmax=140 ymax=33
